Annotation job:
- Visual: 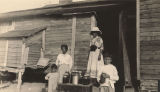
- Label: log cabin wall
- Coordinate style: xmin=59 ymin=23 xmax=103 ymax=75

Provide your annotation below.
xmin=12 ymin=14 xmax=91 ymax=70
xmin=140 ymin=0 xmax=160 ymax=91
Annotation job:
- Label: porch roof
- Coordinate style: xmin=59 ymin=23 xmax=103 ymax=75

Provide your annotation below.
xmin=0 ymin=0 xmax=135 ymax=21
xmin=0 ymin=27 xmax=47 ymax=38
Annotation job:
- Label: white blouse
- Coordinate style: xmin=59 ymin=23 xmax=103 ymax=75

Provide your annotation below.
xmin=90 ymin=36 xmax=104 ymax=50
xmin=55 ymin=53 xmax=73 ymax=70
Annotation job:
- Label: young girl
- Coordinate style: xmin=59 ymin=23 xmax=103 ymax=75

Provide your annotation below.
xmin=98 ymin=54 xmax=119 ymax=92
xmin=45 ymin=64 xmax=59 ymax=92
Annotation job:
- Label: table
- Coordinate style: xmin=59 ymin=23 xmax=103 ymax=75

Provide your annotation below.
xmin=57 ymin=83 xmax=93 ymax=92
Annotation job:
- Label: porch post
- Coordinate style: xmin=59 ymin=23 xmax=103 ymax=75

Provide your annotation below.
xmin=41 ymin=30 xmax=46 ymax=58
xmin=17 ymin=71 xmax=22 ymax=92
xmin=136 ymin=0 xmax=140 ymax=80
xmin=4 ymin=40 xmax=8 ymax=66
xmin=71 ymin=15 xmax=76 ymax=70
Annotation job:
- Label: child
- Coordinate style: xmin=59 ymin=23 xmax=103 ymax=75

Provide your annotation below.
xmin=45 ymin=64 xmax=59 ymax=92
xmin=98 ymin=54 xmax=119 ymax=92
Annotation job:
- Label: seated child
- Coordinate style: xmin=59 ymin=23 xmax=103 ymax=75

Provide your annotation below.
xmin=97 ymin=54 xmax=119 ymax=92
xmin=45 ymin=64 xmax=59 ymax=92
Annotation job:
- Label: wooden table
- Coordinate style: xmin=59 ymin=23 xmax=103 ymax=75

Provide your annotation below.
xmin=57 ymin=83 xmax=93 ymax=92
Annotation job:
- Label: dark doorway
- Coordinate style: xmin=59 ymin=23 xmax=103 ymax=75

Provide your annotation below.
xmin=95 ymin=7 xmax=136 ymax=92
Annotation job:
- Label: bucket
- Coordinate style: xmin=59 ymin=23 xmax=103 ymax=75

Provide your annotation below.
xmin=72 ymin=72 xmax=79 ymax=85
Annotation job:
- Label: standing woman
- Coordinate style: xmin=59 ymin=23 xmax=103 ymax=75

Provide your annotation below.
xmin=87 ymin=27 xmax=104 ymax=79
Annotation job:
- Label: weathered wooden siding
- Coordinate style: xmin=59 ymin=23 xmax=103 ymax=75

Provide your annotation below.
xmin=140 ymin=0 xmax=160 ymax=91
xmin=140 ymin=0 xmax=160 ymax=80
xmin=45 ymin=17 xmax=72 ymax=62
xmin=13 ymin=16 xmax=71 ymax=66
xmin=0 ymin=21 xmax=16 ymax=67
xmin=0 ymin=40 xmax=7 ymax=66
xmin=140 ymin=80 xmax=158 ymax=92
xmin=7 ymin=40 xmax=22 ymax=67
xmin=0 ymin=39 xmax=22 ymax=67
xmin=13 ymin=15 xmax=91 ymax=69
xmin=14 ymin=18 xmax=44 ymax=66
xmin=26 ymin=33 xmax=42 ymax=66
xmin=59 ymin=0 xmax=72 ymax=4
xmin=75 ymin=15 xmax=91 ymax=70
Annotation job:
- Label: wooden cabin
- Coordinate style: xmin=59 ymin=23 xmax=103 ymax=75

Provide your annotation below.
xmin=0 ymin=0 xmax=137 ymax=92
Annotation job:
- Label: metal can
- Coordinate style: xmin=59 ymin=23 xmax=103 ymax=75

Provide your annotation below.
xmin=72 ymin=72 xmax=79 ymax=85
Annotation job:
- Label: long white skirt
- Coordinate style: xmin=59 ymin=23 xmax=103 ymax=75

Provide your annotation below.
xmin=87 ymin=49 xmax=104 ymax=78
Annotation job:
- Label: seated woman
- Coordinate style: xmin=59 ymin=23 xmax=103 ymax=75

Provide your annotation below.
xmin=55 ymin=44 xmax=73 ymax=83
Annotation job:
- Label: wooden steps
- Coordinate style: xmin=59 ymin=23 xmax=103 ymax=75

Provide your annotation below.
xmin=124 ymin=85 xmax=135 ymax=92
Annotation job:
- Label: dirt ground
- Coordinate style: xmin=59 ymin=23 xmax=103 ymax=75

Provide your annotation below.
xmin=0 ymin=82 xmax=100 ymax=92
xmin=0 ymin=82 xmax=46 ymax=92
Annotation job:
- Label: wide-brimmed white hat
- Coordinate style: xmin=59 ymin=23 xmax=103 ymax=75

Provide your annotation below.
xmin=91 ymin=27 xmax=102 ymax=34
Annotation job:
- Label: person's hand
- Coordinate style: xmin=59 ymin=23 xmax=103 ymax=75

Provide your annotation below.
xmin=105 ymin=74 xmax=110 ymax=78
xmin=101 ymin=73 xmax=110 ymax=78
xmin=98 ymin=54 xmax=101 ymax=61
xmin=45 ymin=76 xmax=49 ymax=80
xmin=67 ymin=70 xmax=71 ymax=74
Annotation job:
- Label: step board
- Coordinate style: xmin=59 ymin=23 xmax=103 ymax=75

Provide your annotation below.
xmin=124 ymin=87 xmax=135 ymax=92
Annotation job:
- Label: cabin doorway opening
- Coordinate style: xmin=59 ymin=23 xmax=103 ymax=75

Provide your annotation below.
xmin=95 ymin=8 xmax=136 ymax=92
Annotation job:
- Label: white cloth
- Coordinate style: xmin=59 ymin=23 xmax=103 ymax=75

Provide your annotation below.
xmin=45 ymin=72 xmax=59 ymax=92
xmin=91 ymin=27 xmax=102 ymax=33
xmin=90 ymin=36 xmax=103 ymax=50
xmin=87 ymin=36 xmax=104 ymax=78
xmin=98 ymin=64 xmax=119 ymax=89
xmin=55 ymin=53 xmax=73 ymax=70
xmin=99 ymin=86 xmax=114 ymax=92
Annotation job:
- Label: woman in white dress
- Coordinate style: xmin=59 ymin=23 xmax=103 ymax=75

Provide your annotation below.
xmin=87 ymin=27 xmax=104 ymax=78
